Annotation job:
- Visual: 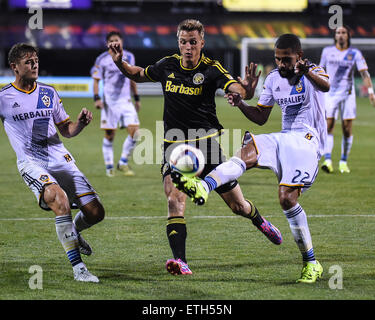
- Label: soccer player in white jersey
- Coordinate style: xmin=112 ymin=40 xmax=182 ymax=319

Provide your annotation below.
xmin=0 ymin=43 xmax=105 ymax=283
xmin=91 ymin=31 xmax=141 ymax=177
xmin=320 ymin=25 xmax=375 ymax=173
xmin=172 ymin=34 xmax=329 ymax=283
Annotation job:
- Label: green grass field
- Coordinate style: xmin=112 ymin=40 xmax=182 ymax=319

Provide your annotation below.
xmin=1 ymin=96 xmax=374 ymax=301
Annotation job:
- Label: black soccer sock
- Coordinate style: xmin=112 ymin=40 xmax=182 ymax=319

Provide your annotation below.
xmin=166 ymin=216 xmax=187 ymax=263
xmin=245 ymin=199 xmax=264 ymax=227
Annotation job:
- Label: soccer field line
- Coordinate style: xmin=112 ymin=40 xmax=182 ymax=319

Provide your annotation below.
xmin=1 ymin=214 xmax=375 ymax=221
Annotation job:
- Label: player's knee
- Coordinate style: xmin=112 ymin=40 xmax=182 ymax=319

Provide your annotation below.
xmin=128 ymin=125 xmax=139 ymax=138
xmin=82 ymin=199 xmax=105 ymax=224
xmin=342 ymin=125 xmax=352 ymax=138
xmin=43 ymin=184 xmax=70 ymax=215
xmin=327 ymin=119 xmax=335 ymax=133
xmin=105 ymin=130 xmax=115 ymax=141
xmin=92 ymin=203 xmax=105 ymax=223
xmin=229 ymin=200 xmax=248 ymax=216
xmin=237 ymin=142 xmax=257 ymax=169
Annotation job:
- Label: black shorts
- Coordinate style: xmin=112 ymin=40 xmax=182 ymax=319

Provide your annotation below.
xmin=161 ymin=137 xmax=238 ymax=194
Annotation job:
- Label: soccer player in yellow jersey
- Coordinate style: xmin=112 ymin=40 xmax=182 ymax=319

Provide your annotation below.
xmin=108 ymin=19 xmax=282 ymax=275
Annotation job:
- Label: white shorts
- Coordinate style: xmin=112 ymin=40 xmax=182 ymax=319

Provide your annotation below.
xmin=17 ymin=160 xmax=98 ymax=211
xmin=101 ymin=98 xmax=139 ymax=130
xmin=325 ymin=92 xmax=356 ymax=120
xmin=252 ymin=131 xmax=320 ymax=192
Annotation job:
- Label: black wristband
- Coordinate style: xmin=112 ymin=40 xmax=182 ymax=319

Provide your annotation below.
xmin=94 ymin=94 xmax=101 ymax=101
xmin=134 ymin=94 xmax=140 ymax=102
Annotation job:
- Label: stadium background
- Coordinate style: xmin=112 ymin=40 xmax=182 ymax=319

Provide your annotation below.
xmin=1 ymin=0 xmax=375 ymax=303
xmin=0 ymin=0 xmax=375 ymax=96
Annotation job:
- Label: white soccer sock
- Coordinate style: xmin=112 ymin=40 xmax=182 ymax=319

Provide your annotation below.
xmin=202 ymin=156 xmax=246 ymax=193
xmin=73 ymin=211 xmax=93 ymax=233
xmin=324 ymin=133 xmax=334 ymax=159
xmin=341 ymin=135 xmax=353 ymax=162
xmin=55 ymin=215 xmax=83 ymax=267
xmin=283 ymin=204 xmax=316 ymax=263
xmin=119 ymin=135 xmax=137 ymax=164
xmin=102 ymin=137 xmax=114 ymax=169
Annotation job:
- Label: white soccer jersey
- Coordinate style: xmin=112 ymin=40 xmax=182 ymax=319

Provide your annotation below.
xmin=320 ymin=45 xmax=368 ymax=96
xmin=0 ymin=82 xmax=75 ymax=169
xmin=91 ymin=50 xmax=135 ymax=101
xmin=257 ymin=66 xmax=328 ymax=157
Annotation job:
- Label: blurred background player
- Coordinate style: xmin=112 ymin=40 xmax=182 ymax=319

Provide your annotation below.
xmin=173 ymin=34 xmax=329 ymax=283
xmin=0 ymin=43 xmax=105 ymax=282
xmin=320 ymin=25 xmax=375 ymax=174
xmin=108 ymin=19 xmax=282 ymax=276
xmin=91 ymin=31 xmax=141 ymax=177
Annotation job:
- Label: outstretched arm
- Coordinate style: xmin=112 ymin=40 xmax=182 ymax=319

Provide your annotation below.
xmin=93 ymin=78 xmax=103 ymax=109
xmin=227 ymin=63 xmax=262 ymax=100
xmin=360 ymin=69 xmax=375 ymax=106
xmin=57 ymin=108 xmax=92 ymax=138
xmin=295 ymin=59 xmax=330 ymax=92
xmin=130 ymin=80 xmax=141 ymax=112
xmin=108 ymin=42 xmax=150 ymax=83
xmin=226 ymin=92 xmax=272 ymax=126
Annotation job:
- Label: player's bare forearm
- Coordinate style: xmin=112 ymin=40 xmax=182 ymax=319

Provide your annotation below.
xmin=305 ymin=70 xmax=330 ymax=92
xmin=360 ymin=70 xmax=373 ymax=89
xmin=93 ymin=79 xmax=103 ymax=109
xmin=130 ymin=80 xmax=138 ymax=94
xmin=226 ymin=93 xmax=271 ymax=125
xmin=130 ymin=80 xmax=141 ymax=111
xmin=116 ymin=61 xmax=149 ymax=83
xmin=295 ymin=59 xmax=329 ymax=92
xmin=108 ymin=41 xmax=149 ymax=83
xmin=93 ymin=78 xmax=100 ymax=95
xmin=360 ymin=70 xmax=375 ymax=106
xmin=227 ymin=83 xmax=248 ymax=100
xmin=238 ymin=103 xmax=272 ymax=125
xmin=61 ymin=121 xmax=86 ymax=138
xmin=58 ymin=108 xmax=92 ymax=138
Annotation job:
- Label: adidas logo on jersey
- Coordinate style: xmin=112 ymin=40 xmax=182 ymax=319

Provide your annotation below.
xmin=168 ymin=73 xmax=175 ymax=79
xmin=12 ymin=102 xmax=20 ymax=108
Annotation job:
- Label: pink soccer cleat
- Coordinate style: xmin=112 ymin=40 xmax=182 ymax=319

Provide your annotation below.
xmin=255 ymin=217 xmax=283 ymax=245
xmin=165 ymin=259 xmax=192 ymax=275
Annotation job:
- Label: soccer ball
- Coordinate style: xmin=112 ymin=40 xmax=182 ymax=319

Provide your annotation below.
xmin=169 ymin=144 xmax=205 ymax=177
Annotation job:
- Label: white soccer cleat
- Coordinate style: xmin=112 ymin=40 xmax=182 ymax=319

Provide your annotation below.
xmin=106 ymin=168 xmax=115 ymax=177
xmin=77 ymin=233 xmax=92 ymax=256
xmin=73 ymin=265 xmax=99 ymax=283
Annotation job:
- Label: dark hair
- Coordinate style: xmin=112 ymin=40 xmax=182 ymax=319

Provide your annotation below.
xmin=334 ymin=25 xmax=351 ymax=47
xmin=8 ymin=43 xmax=38 ymax=65
xmin=106 ymin=31 xmax=122 ymax=42
xmin=275 ymin=34 xmax=302 ymax=53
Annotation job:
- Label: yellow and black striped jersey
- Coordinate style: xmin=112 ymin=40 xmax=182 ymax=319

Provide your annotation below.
xmin=145 ymin=53 xmax=237 ymax=140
